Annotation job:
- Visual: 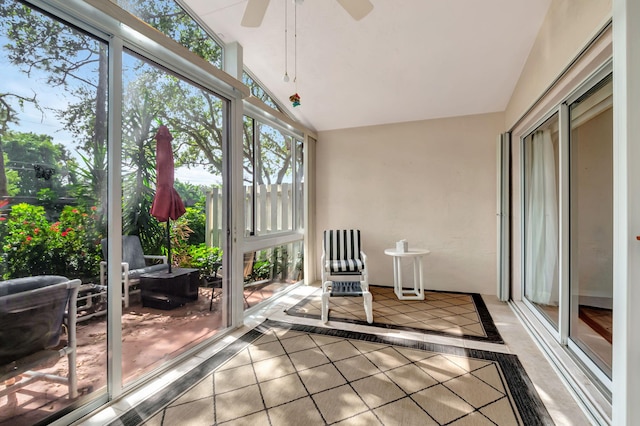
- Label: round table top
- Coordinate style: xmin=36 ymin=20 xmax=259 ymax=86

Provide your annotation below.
xmin=384 ymin=248 xmax=430 ymax=257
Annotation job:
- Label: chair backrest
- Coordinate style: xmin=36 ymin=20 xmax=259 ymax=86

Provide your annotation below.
xmin=101 ymin=235 xmax=147 ymax=270
xmin=323 ymin=229 xmax=362 ymax=261
xmin=0 ymin=276 xmax=74 ymax=365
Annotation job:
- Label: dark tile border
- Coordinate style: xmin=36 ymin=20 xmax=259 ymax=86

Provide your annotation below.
xmin=108 ymin=328 xmax=263 ymax=426
xmin=112 ymin=319 xmax=551 ymax=426
xmin=285 ymin=286 xmax=504 ymax=343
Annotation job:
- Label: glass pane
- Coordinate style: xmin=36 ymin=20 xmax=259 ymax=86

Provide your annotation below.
xmin=523 ymin=113 xmax=560 ymax=329
xmin=242 ymin=71 xmax=283 ymax=113
xmin=121 ymin=50 xmax=229 ymax=386
xmin=243 ymin=240 xmax=303 ymax=310
xmin=295 ymin=138 xmax=304 ymax=230
xmin=116 ymin=0 xmax=222 ymax=68
xmin=0 ymin=2 xmax=108 ymax=423
xmin=255 ymin=123 xmax=293 ymax=235
xmin=243 ymin=116 xmax=255 ymax=237
xmin=569 ymin=74 xmax=613 ymax=378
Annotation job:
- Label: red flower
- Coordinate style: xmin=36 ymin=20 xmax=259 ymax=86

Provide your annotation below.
xmin=0 ymin=217 xmax=5 ymax=221
xmin=61 ymin=231 xmax=68 ymax=237
xmin=91 ymin=206 xmax=97 ymax=211
xmin=72 ymin=209 xmax=79 ymax=214
xmin=26 ymin=236 xmax=32 ymax=242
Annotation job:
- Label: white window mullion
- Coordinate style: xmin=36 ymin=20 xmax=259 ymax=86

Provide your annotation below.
xmin=558 ymin=103 xmax=570 ymax=345
xmin=107 ymin=35 xmax=124 ymax=398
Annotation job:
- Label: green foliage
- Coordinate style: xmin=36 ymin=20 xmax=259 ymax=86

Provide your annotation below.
xmin=115 ymin=0 xmax=222 ymax=67
xmin=251 ymin=259 xmax=273 ymax=281
xmin=0 ymin=203 xmax=102 ymax=279
xmin=177 ymin=205 xmax=206 ymax=245
xmin=2 ymin=131 xmax=70 ymax=198
xmin=188 ymin=243 xmax=222 ymax=277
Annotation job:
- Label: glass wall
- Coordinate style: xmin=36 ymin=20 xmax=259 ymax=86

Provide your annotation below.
xmin=242 ymin=114 xmax=304 ymax=310
xmin=569 ymin=74 xmax=613 ymax=378
xmin=116 ymin=0 xmax=223 ymax=68
xmin=519 ymin=69 xmax=613 ymax=388
xmin=0 ymin=2 xmax=108 ymax=423
xmin=522 ymin=113 xmax=560 ymax=330
xmin=120 ymin=50 xmax=229 ymax=385
xmin=243 ymin=241 xmax=304 ymax=309
xmin=243 ymin=118 xmax=298 ymax=237
xmin=0 ymin=0 xmax=307 ymax=422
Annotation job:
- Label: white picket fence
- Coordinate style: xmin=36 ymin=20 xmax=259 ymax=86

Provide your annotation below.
xmin=204 ymin=183 xmax=295 ymax=247
xmin=205 ymin=183 xmax=304 ymax=282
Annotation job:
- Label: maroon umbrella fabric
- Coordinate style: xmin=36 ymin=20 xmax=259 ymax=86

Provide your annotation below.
xmin=150 ymin=126 xmax=185 ymax=222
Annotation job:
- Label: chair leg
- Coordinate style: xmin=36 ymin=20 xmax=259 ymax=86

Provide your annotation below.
xmin=321 ymin=291 xmax=330 ymax=323
xmin=363 ymin=291 xmax=373 ymax=324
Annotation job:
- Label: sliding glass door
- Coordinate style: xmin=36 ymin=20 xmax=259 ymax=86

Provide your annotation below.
xmin=520 ymin=69 xmax=613 ymax=386
xmin=568 ymin=74 xmax=613 ymax=379
xmin=523 ymin=113 xmax=560 ymax=330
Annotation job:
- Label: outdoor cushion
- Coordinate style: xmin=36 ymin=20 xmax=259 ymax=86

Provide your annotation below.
xmin=325 ymin=259 xmax=365 ymax=273
xmin=128 ymin=263 xmax=169 ymax=279
xmin=0 ymin=276 xmax=71 ymax=366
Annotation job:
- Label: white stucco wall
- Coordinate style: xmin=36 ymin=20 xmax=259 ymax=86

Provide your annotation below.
xmin=315 ymin=112 xmax=504 ymax=296
xmin=505 ymin=0 xmax=612 ymax=129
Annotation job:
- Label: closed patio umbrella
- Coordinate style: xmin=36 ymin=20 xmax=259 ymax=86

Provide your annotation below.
xmin=150 ymin=125 xmax=185 ymax=272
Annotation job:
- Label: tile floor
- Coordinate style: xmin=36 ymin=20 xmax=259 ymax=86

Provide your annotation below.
xmin=76 ymin=284 xmax=592 ymax=426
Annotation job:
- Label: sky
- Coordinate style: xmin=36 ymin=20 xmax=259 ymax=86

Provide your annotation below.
xmin=0 ymin=35 xmax=221 ymax=188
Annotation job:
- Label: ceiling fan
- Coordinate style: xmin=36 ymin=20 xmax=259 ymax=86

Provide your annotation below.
xmin=241 ymin=0 xmax=374 ymax=27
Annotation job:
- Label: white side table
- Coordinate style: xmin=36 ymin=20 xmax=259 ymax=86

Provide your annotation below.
xmin=384 ymin=248 xmax=430 ymax=300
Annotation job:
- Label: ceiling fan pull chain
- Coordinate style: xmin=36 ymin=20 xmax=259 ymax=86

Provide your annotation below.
xmin=283 ymin=0 xmax=290 ymax=82
xmin=294 ymin=0 xmax=297 ymax=84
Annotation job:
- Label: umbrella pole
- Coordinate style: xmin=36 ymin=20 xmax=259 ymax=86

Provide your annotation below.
xmin=167 ymin=220 xmax=172 ymax=273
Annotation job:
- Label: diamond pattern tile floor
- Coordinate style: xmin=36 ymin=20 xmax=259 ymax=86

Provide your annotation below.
xmin=140 ymin=321 xmax=546 ymax=425
xmin=286 ymin=286 xmax=503 ymax=342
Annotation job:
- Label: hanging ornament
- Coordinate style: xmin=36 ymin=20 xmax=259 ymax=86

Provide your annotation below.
xmin=289 ymin=93 xmax=301 ymax=107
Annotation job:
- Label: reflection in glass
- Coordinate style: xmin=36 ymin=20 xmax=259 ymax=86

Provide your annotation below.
xmin=243 ymin=241 xmax=304 ymax=310
xmin=523 ymin=114 xmax=560 ymax=329
xmin=569 ymin=75 xmax=613 ymax=378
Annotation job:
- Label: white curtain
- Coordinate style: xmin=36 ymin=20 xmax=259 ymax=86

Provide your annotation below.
xmin=524 ymin=129 xmax=559 ymax=305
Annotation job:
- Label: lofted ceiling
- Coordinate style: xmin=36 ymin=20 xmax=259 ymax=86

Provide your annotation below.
xmin=182 ymin=0 xmax=552 ymax=132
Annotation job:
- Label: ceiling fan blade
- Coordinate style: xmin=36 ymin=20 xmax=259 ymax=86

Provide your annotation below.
xmin=336 ymin=0 xmax=373 ymax=21
xmin=241 ymin=0 xmax=270 ymax=27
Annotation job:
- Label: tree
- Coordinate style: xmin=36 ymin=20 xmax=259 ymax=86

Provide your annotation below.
xmin=0 ymin=0 xmax=108 ymax=208
xmin=0 ymin=92 xmax=40 ymax=197
xmin=1 ymin=131 xmax=74 ymax=198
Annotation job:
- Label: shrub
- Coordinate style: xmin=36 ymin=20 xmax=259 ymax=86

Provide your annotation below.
xmin=0 ymin=203 xmax=102 ymax=280
xmin=188 ymin=243 xmax=222 ymax=277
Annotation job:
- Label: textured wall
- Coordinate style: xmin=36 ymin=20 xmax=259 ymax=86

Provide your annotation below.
xmin=316 ymin=112 xmax=504 ymax=295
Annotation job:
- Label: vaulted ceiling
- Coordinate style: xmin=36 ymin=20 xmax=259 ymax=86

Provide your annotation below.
xmin=182 ymin=0 xmax=552 ymax=132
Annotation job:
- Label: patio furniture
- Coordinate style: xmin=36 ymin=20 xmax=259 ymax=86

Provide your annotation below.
xmin=321 ymin=229 xmax=369 ymax=288
xmin=384 ymin=247 xmax=430 ymax=300
xmin=0 ymin=275 xmax=81 ymax=400
xmin=321 ymin=280 xmax=373 ymax=324
xmin=139 ymin=267 xmax=199 ymax=310
xmin=100 ymin=235 xmax=168 ymax=308
xmin=203 ymin=262 xmax=223 ymax=311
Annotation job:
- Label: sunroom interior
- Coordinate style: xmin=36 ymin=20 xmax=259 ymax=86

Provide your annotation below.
xmin=2 ymin=0 xmax=640 ymax=425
